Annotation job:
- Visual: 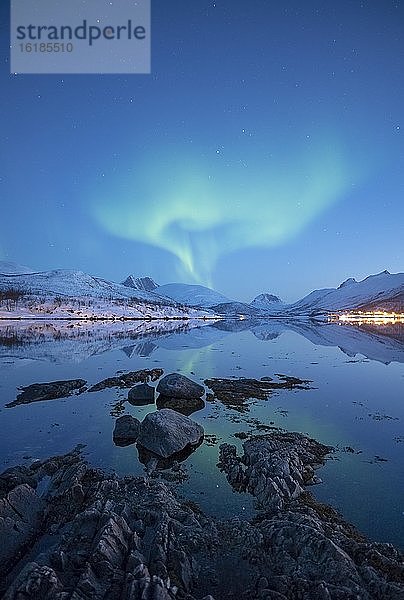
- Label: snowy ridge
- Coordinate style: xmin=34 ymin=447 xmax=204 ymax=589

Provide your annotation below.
xmin=156 ymin=283 xmax=231 ymax=308
xmin=287 ymin=270 xmax=404 ymax=313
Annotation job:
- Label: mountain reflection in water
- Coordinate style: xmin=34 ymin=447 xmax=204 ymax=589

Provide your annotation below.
xmin=0 ymin=318 xmax=403 ymax=365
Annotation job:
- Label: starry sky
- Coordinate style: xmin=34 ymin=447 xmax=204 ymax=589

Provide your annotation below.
xmin=1 ymin=0 xmax=403 ymax=302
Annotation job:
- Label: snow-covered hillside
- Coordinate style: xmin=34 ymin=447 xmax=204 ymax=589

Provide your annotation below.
xmin=287 ymin=271 xmax=404 ymax=314
xmin=0 ymin=269 xmax=213 ymax=319
xmin=156 ymin=283 xmax=231 ymax=308
xmin=0 ymin=269 xmax=157 ymax=301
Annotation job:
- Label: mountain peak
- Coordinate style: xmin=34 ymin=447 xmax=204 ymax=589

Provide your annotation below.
xmin=122 ymin=275 xmax=159 ymax=292
xmin=250 ymin=293 xmax=283 ymax=310
xmin=338 ymin=277 xmax=357 ymax=289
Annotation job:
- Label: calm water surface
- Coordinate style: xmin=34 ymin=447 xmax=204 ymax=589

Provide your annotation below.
xmin=0 ymin=319 xmax=403 ymax=549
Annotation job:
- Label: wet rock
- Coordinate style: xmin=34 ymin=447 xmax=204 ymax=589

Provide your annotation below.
xmin=128 ymin=383 xmax=155 ymax=405
xmin=89 ymin=368 xmax=163 ymax=392
xmin=113 ymin=415 xmax=141 ymax=446
xmin=3 ymin=564 xmax=62 ymax=599
xmin=205 ymin=375 xmax=311 ymax=412
xmin=156 ymin=395 xmax=205 ymax=416
xmin=6 ymin=379 xmax=87 ymax=408
xmin=0 ymin=483 xmax=45 ymax=575
xmin=0 ymin=465 xmax=37 ymax=496
xmin=156 ymin=373 xmax=205 ymax=399
xmin=218 ymin=432 xmax=332 ymax=510
xmin=137 ymin=409 xmax=204 ymax=458
xmin=0 ymin=442 xmax=403 ymax=600
xmin=0 ymin=449 xmax=214 ymax=600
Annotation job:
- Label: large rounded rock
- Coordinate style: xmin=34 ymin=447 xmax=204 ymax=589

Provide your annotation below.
xmin=128 ymin=383 xmax=155 ymax=406
xmin=137 ymin=409 xmax=204 ymax=458
xmin=113 ymin=415 xmax=141 ymax=447
xmin=156 ymin=373 xmax=205 ymax=399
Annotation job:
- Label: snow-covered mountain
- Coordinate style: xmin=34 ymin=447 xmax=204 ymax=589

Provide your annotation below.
xmin=287 ymin=271 xmax=404 ymax=314
xmin=0 ymin=261 xmax=34 ymax=274
xmin=0 ymin=269 xmax=157 ymax=301
xmin=0 ymin=269 xmax=213 ymax=319
xmin=1 ymin=262 xmax=402 ymax=319
xmin=122 ymin=275 xmax=159 ymax=292
xmin=156 ymin=283 xmax=231 ymax=308
xmin=250 ymin=293 xmax=283 ymax=311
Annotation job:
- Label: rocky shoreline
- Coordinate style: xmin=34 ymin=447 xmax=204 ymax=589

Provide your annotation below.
xmin=1 ymin=433 xmax=403 ymax=599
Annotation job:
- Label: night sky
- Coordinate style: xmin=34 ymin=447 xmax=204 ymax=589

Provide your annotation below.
xmin=1 ymin=0 xmax=403 ymax=302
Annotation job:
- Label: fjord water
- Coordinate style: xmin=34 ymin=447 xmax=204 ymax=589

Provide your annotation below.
xmin=0 ymin=319 xmax=403 ymax=550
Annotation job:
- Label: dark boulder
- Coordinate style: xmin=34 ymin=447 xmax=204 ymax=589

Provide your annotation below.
xmin=137 ymin=409 xmax=204 ymax=458
xmin=157 ymin=373 xmax=204 ymax=399
xmin=128 ymin=383 xmax=155 ymax=406
xmin=113 ymin=415 xmax=141 ymax=446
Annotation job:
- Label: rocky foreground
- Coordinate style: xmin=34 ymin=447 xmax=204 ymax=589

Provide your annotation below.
xmin=1 ymin=430 xmax=403 ymax=599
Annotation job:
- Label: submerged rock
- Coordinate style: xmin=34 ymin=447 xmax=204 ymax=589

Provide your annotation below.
xmin=137 ymin=408 xmax=204 ymax=458
xmin=88 ymin=368 xmax=163 ymax=392
xmin=156 ymin=395 xmax=205 ymax=416
xmin=6 ymin=379 xmax=87 ymax=408
xmin=127 ymin=383 xmax=155 ymax=405
xmin=157 ymin=373 xmax=205 ymax=399
xmin=113 ymin=415 xmax=141 ymax=446
xmin=205 ymin=375 xmax=311 ymax=412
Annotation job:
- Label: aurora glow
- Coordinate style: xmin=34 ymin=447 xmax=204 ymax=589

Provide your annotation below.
xmin=92 ymin=137 xmax=353 ymax=285
xmin=1 ymin=0 xmax=403 ymax=301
